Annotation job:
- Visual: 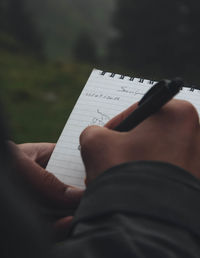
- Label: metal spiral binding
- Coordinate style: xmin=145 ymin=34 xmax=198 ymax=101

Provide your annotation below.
xmin=100 ymin=70 xmax=156 ymax=85
xmin=100 ymin=70 xmax=199 ymax=90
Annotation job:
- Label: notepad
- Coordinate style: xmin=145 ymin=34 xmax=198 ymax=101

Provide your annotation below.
xmin=46 ymin=69 xmax=200 ymax=189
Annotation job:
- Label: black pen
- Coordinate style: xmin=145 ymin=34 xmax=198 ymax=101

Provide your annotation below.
xmin=114 ymin=79 xmax=184 ymax=132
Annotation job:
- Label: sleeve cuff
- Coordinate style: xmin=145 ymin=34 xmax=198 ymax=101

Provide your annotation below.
xmin=71 ymin=161 xmax=200 ymax=236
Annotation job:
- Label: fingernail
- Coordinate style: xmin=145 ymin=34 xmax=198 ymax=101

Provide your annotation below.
xmin=65 ymin=187 xmax=84 ymax=198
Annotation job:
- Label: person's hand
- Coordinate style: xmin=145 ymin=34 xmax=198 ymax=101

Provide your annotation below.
xmin=9 ymin=142 xmax=84 ymax=238
xmin=18 ymin=142 xmax=56 ymax=168
xmin=80 ymin=100 xmax=200 ymax=184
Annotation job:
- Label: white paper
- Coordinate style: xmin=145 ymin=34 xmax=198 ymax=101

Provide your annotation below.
xmin=47 ymin=69 xmax=200 ymax=189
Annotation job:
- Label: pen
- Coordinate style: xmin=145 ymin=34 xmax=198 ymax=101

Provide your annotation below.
xmin=114 ymin=79 xmax=183 ymax=132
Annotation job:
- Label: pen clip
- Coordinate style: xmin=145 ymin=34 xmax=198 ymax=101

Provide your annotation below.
xmin=139 ymin=80 xmax=170 ymax=106
xmin=139 ymin=79 xmax=183 ymax=106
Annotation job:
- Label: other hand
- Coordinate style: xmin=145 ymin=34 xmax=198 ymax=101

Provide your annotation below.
xmin=9 ymin=142 xmax=84 ymax=238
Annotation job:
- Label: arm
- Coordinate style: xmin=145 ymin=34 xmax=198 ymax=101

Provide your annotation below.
xmin=55 ymin=99 xmax=200 ymax=257
xmin=56 ymin=162 xmax=200 ymax=258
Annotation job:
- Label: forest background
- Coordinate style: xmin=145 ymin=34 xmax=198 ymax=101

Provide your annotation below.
xmin=1 ymin=0 xmax=200 ymax=142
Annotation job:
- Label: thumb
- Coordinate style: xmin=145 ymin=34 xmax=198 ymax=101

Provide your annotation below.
xmin=105 ymin=102 xmax=138 ymax=129
xmin=80 ymin=125 xmax=117 ymax=183
xmin=10 ymin=142 xmax=84 ymax=208
xmin=20 ymin=157 xmax=83 ymax=208
xmin=54 ymin=216 xmax=74 ymax=241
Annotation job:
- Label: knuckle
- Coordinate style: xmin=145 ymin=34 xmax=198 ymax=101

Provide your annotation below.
xmin=176 ymin=100 xmax=199 ymax=123
xmin=42 ymin=170 xmax=57 ymax=186
xmin=157 ymin=100 xmax=200 ymax=133
xmin=43 ymin=170 xmax=65 ymax=191
xmin=80 ymin=126 xmax=103 ymax=152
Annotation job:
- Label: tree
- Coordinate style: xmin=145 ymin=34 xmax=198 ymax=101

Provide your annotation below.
xmin=1 ymin=0 xmax=43 ymax=55
xmin=109 ymin=0 xmax=200 ymax=78
xmin=73 ymin=32 xmax=98 ymax=64
xmin=0 ymin=0 xmax=7 ymax=31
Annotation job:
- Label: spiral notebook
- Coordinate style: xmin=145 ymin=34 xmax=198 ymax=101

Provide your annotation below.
xmin=47 ymin=69 xmax=200 ymax=189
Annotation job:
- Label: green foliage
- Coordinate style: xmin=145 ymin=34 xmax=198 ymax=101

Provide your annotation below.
xmin=0 ymin=32 xmax=21 ymax=51
xmin=0 ymin=0 xmax=115 ymax=143
xmin=73 ymin=32 xmax=98 ymax=64
xmin=0 ymin=0 xmax=43 ymax=56
xmin=25 ymin=0 xmax=115 ymax=60
xmin=0 ymin=50 xmax=92 ymax=143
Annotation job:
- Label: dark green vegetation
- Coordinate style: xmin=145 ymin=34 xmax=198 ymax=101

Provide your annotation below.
xmin=1 ymin=0 xmax=200 ymax=143
xmin=0 ymin=50 xmax=92 ymax=143
xmin=26 ymin=0 xmax=116 ymax=60
xmin=0 ymin=0 xmax=116 ymax=143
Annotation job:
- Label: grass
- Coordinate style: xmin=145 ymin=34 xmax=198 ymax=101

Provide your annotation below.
xmin=0 ymin=49 xmax=92 ymax=143
xmin=3 ymin=48 xmax=199 ymax=144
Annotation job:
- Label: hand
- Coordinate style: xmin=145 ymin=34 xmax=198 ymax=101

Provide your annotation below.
xmin=80 ymin=100 xmax=200 ymax=183
xmin=9 ymin=142 xmax=84 ymax=238
xmin=18 ymin=142 xmax=56 ymax=168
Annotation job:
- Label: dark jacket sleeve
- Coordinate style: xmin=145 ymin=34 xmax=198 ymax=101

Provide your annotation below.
xmin=0 ymin=109 xmax=52 ymax=258
xmin=55 ymin=161 xmax=200 ymax=258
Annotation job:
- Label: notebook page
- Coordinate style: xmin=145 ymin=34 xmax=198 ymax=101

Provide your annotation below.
xmin=47 ymin=69 xmax=200 ymax=189
xmin=46 ymin=69 xmax=156 ymax=189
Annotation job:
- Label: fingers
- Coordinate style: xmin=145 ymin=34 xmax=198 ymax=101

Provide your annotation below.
xmin=80 ymin=125 xmax=108 ymax=173
xmin=80 ymin=125 xmax=119 ymax=182
xmin=105 ymin=102 xmax=138 ymax=129
xmin=80 ymin=125 xmax=115 ymax=159
xmin=146 ymin=99 xmax=200 ymax=131
xmin=105 ymin=99 xmax=199 ymax=131
xmin=54 ymin=216 xmax=73 ymax=241
xmin=18 ymin=143 xmax=56 ymax=168
xmin=9 ymin=143 xmax=84 ymax=207
xmin=24 ymin=159 xmax=83 ymax=207
xmin=80 ymin=99 xmax=200 ymax=184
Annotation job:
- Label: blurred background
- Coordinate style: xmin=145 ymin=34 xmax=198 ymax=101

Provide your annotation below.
xmin=1 ymin=0 xmax=200 ymax=142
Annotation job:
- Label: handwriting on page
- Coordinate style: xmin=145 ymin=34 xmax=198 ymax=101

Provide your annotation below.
xmin=90 ymin=109 xmax=110 ymax=126
xmin=85 ymin=92 xmax=120 ymax=101
xmin=47 ymin=70 xmax=200 ymax=190
xmin=76 ymin=109 xmax=110 ymax=151
xmin=118 ymin=86 xmax=144 ymax=96
xmin=46 ymin=70 xmax=162 ymax=189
